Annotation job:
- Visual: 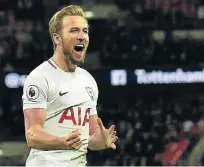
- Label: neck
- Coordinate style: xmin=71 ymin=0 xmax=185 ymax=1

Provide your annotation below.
xmin=52 ymin=50 xmax=76 ymax=72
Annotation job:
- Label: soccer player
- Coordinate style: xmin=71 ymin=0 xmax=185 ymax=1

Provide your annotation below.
xmin=22 ymin=5 xmax=118 ymax=166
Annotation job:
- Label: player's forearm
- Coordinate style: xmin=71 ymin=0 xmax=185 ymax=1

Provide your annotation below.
xmin=26 ymin=126 xmax=64 ymax=150
xmin=88 ymin=131 xmax=106 ymax=150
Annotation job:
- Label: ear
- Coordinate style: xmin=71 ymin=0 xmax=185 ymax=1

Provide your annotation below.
xmin=53 ymin=33 xmax=61 ymax=46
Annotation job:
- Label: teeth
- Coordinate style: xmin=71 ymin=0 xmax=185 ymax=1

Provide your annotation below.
xmin=76 ymin=44 xmax=84 ymax=47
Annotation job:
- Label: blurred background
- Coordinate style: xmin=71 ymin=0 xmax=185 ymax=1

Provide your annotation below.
xmin=1 ymin=0 xmax=204 ymax=166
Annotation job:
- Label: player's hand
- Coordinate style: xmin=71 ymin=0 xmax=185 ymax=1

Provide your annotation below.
xmin=69 ymin=129 xmax=83 ymax=149
xmin=97 ymin=118 xmax=118 ymax=150
xmin=63 ymin=129 xmax=82 ymax=149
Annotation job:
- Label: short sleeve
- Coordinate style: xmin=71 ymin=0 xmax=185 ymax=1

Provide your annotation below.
xmin=22 ymin=74 xmax=49 ymax=111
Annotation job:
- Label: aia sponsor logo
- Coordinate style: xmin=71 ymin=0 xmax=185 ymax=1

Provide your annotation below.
xmin=58 ymin=107 xmax=90 ymax=126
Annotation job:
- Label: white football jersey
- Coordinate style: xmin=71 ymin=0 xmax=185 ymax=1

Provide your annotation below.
xmin=22 ymin=58 xmax=98 ymax=166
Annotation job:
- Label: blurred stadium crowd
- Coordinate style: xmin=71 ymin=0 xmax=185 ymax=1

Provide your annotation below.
xmin=0 ymin=0 xmax=204 ymax=166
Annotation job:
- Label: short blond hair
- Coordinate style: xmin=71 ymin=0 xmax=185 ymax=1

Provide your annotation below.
xmin=49 ymin=5 xmax=87 ymax=50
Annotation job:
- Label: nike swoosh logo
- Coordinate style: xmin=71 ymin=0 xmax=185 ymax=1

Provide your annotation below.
xmin=59 ymin=91 xmax=68 ymax=96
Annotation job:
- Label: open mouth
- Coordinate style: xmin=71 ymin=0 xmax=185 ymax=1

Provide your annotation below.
xmin=74 ymin=44 xmax=84 ymax=54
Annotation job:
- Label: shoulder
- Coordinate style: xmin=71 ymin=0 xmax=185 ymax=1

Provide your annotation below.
xmin=77 ymin=67 xmax=97 ymax=85
xmin=24 ymin=61 xmax=52 ymax=89
xmin=26 ymin=59 xmax=57 ymax=81
xmin=29 ymin=60 xmax=53 ymax=77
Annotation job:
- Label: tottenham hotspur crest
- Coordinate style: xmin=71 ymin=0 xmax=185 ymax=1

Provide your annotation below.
xmin=86 ymin=87 xmax=94 ymax=101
